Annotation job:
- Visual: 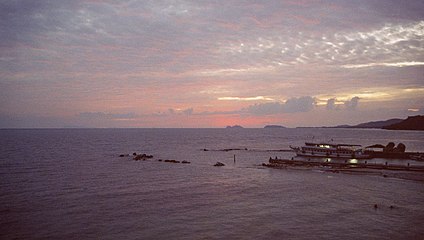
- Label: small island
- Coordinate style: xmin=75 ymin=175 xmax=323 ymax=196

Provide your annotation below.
xmin=226 ymin=125 xmax=244 ymax=129
xmin=264 ymin=125 xmax=286 ymax=129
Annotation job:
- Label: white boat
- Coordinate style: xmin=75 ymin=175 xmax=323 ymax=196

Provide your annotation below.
xmin=290 ymin=142 xmax=371 ymax=159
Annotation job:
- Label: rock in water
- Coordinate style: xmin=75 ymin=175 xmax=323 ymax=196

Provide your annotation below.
xmin=214 ymin=162 xmax=225 ymax=167
xmin=164 ymin=159 xmax=180 ymax=163
xmin=133 ymin=153 xmax=154 ymax=161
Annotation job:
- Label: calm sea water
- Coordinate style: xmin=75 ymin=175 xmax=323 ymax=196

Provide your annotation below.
xmin=1 ymin=128 xmax=424 ymax=239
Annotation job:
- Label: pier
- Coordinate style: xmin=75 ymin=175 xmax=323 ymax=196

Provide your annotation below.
xmin=263 ymin=158 xmax=424 ymax=172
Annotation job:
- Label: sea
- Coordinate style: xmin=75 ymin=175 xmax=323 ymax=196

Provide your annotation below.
xmin=1 ymin=128 xmax=424 ymax=239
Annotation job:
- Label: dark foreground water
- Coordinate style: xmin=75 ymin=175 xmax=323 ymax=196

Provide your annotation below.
xmin=1 ymin=128 xmax=424 ymax=239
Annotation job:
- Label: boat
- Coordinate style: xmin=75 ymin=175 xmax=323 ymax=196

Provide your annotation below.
xmin=290 ymin=142 xmax=371 ymax=159
xmin=410 ymin=154 xmax=424 ymax=161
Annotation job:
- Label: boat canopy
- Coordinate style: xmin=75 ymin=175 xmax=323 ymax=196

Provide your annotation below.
xmin=305 ymin=142 xmax=362 ymax=147
xmin=365 ymin=144 xmax=385 ymax=149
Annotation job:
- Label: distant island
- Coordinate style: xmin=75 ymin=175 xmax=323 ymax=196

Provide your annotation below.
xmin=382 ymin=115 xmax=424 ymax=130
xmin=329 ymin=115 xmax=423 ymax=131
xmin=264 ymin=125 xmax=286 ymax=129
xmin=222 ymin=116 xmax=424 ymax=130
xmin=225 ymin=125 xmax=244 ymax=129
xmin=331 ymin=118 xmax=403 ymax=129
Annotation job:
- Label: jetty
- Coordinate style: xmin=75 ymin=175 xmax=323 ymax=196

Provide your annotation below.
xmin=366 ymin=151 xmax=421 ymax=159
xmin=263 ymin=158 xmax=424 ymax=172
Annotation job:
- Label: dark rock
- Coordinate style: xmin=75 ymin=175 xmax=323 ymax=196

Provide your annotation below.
xmin=119 ymin=154 xmax=129 ymax=157
xmin=133 ymin=153 xmax=154 ymax=161
xmin=181 ymin=160 xmax=191 ymax=164
xmin=133 ymin=152 xmax=137 ymax=156
xmin=214 ymin=162 xmax=225 ymax=167
xmin=222 ymin=148 xmax=246 ymax=152
xmin=164 ymin=159 xmax=180 ymax=163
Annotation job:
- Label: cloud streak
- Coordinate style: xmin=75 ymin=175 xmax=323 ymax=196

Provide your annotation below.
xmin=342 ymin=61 xmax=424 ymax=69
xmin=218 ymin=96 xmax=274 ymax=101
xmin=79 ymin=112 xmax=138 ymax=120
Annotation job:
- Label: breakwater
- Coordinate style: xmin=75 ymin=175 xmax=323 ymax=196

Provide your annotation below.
xmin=263 ymin=158 xmax=424 ymax=172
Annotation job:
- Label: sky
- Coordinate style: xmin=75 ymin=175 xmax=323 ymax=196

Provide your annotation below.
xmin=1 ymin=0 xmax=423 ymax=128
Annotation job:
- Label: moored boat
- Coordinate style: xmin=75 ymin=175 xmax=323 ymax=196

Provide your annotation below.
xmin=290 ymin=142 xmax=370 ymax=159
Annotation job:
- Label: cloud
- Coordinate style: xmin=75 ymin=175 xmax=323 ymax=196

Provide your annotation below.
xmin=283 ymin=96 xmax=316 ymax=113
xmin=324 ymin=97 xmax=362 ymax=111
xmin=326 ymin=98 xmax=337 ymax=110
xmin=245 ymin=96 xmax=316 ymax=115
xmin=246 ymin=102 xmax=284 ymax=115
xmin=182 ymin=108 xmax=193 ymax=115
xmin=78 ymin=112 xmax=138 ymax=120
xmin=0 ymin=1 xmax=78 ymax=46
xmin=2 ymin=1 xmax=424 ymax=128
xmin=216 ymin=20 xmax=424 ymax=73
xmin=344 ymin=97 xmax=360 ymax=110
xmin=341 ymin=21 xmax=424 ymax=46
xmin=195 ymin=66 xmax=276 ymax=76
xmin=164 ymin=108 xmax=195 ymax=116
xmin=218 ymin=96 xmax=274 ymax=101
xmin=341 ymin=61 xmax=424 ymax=69
xmin=0 ymin=114 xmax=73 ymax=128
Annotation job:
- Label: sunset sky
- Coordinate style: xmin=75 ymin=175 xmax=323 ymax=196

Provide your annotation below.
xmin=1 ymin=0 xmax=423 ymax=128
